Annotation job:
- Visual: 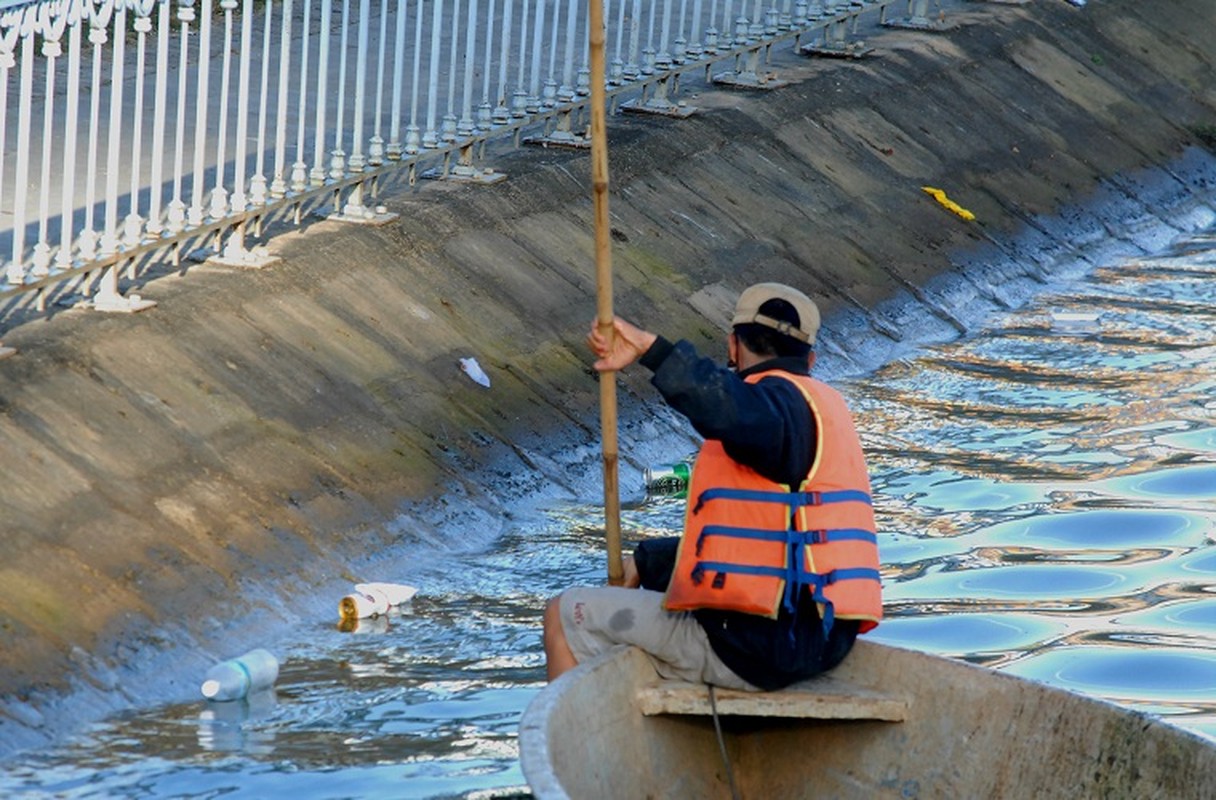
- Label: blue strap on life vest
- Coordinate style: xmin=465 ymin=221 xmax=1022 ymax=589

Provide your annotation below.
xmin=690 ymin=564 xmax=880 ymax=607
xmin=807 ymin=568 xmax=880 ymax=636
xmin=695 ymin=524 xmax=878 ymax=555
xmin=818 ymin=592 xmax=835 ymax=638
xmin=690 ymin=561 xmax=880 ymax=586
xmin=798 ymin=489 xmax=873 ymax=507
xmin=690 ymin=560 xmax=881 ymax=637
xmin=689 ymin=485 xmax=879 ymax=634
xmin=693 ymin=487 xmax=872 ymax=515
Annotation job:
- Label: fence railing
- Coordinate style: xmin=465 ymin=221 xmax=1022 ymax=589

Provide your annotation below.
xmin=0 ymin=0 xmax=936 ymax=333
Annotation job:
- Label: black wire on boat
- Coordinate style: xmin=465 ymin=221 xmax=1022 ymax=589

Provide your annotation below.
xmin=709 ymin=686 xmax=743 ymax=800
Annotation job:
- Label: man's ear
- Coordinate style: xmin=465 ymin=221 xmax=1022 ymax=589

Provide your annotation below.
xmin=807 ymin=351 xmax=817 ymax=371
xmin=727 ymin=332 xmax=739 ymax=367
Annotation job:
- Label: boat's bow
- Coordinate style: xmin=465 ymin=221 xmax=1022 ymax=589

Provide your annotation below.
xmin=520 ymin=640 xmax=1216 ymax=799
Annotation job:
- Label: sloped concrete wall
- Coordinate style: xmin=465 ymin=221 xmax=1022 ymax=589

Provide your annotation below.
xmin=0 ymin=0 xmax=1213 ymax=752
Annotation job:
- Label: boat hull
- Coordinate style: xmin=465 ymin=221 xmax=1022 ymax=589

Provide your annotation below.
xmin=520 ymin=640 xmax=1216 ymax=799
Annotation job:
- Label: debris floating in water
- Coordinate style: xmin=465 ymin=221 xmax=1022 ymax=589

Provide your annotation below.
xmin=1050 ymin=310 xmax=1101 ymax=332
xmin=644 ymin=461 xmax=692 ymax=496
xmin=460 ymin=357 xmax=491 ymax=388
xmin=200 ymin=648 xmax=280 ymax=702
xmin=339 ymin=582 xmax=419 ymax=621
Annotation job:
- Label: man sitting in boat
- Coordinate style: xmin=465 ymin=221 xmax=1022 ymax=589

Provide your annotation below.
xmin=543 ymin=283 xmax=883 ymax=691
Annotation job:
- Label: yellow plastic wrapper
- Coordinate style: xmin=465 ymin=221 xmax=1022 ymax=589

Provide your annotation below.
xmin=921 ymin=186 xmax=976 ymax=221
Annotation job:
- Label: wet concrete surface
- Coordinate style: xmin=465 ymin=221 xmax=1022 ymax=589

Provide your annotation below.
xmin=0 ymin=0 xmax=1214 ymax=757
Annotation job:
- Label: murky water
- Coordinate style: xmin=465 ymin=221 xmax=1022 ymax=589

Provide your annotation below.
xmin=2 ymin=226 xmax=1214 ymax=797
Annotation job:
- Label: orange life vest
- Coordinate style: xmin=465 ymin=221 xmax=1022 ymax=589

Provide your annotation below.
xmin=663 ymin=369 xmax=882 ymax=634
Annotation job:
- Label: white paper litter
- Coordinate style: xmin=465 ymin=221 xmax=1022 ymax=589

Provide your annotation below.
xmin=459 ymin=357 xmax=491 ymax=388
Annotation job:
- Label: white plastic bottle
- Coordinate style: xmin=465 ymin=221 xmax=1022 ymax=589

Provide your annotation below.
xmin=200 ymin=648 xmax=280 ymax=702
xmin=356 ymin=582 xmax=418 ymax=607
xmin=339 ymin=582 xmax=419 ymax=621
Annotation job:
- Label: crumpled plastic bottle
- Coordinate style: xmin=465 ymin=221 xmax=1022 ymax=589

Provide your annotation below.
xmin=339 ymin=582 xmax=419 ymax=621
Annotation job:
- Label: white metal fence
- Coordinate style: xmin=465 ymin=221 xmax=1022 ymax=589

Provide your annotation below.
xmin=0 ymin=0 xmax=926 ymax=327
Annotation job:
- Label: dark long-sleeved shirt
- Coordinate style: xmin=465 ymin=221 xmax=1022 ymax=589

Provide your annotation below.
xmin=634 ymin=337 xmax=859 ymax=690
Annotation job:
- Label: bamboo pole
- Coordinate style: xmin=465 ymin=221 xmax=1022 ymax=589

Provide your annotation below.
xmin=588 ymin=0 xmax=623 ymax=586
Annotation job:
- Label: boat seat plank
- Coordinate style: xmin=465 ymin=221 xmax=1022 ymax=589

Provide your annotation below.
xmin=636 ymin=675 xmax=908 ymax=720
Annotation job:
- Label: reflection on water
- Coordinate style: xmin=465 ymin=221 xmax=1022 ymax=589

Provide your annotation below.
xmin=1 ymin=230 xmax=1214 ymax=797
xmin=859 ymin=234 xmax=1216 ymax=736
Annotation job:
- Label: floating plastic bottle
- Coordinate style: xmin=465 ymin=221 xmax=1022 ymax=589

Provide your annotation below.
xmin=200 ymin=648 xmax=280 ymax=702
xmin=1050 ymin=310 xmax=1101 ymax=334
xmin=644 ymin=461 xmax=691 ymax=496
xmin=339 ymin=582 xmax=419 ymax=622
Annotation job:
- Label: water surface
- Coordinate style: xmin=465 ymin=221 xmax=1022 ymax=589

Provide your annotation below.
xmin=1 ymin=227 xmax=1213 ymax=797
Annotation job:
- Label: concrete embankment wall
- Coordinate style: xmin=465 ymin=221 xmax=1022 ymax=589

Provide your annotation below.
xmin=1 ymin=0 xmax=1214 ymax=753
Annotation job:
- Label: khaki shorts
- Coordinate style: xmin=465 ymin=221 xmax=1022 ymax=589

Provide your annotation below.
xmin=558 ymin=586 xmax=758 ymax=690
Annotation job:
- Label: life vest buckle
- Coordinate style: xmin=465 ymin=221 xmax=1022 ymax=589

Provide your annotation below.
xmin=806 ymin=529 xmax=826 ymax=545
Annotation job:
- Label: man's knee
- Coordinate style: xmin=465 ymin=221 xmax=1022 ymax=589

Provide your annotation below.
xmin=543 ymin=595 xmax=563 ymax=640
xmin=543 ymin=593 xmax=579 ymax=680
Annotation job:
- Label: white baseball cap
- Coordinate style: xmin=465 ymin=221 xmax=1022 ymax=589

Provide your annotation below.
xmin=730 ymin=282 xmax=821 ymax=345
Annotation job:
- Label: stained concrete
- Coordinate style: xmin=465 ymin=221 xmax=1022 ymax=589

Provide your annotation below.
xmin=0 ymin=0 xmax=1214 ymax=755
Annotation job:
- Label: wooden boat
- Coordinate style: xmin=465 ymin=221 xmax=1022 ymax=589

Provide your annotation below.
xmin=519 ymin=640 xmax=1216 ymax=798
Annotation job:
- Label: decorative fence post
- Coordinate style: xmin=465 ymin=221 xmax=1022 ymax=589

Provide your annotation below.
xmin=0 ymin=0 xmax=948 ymax=331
